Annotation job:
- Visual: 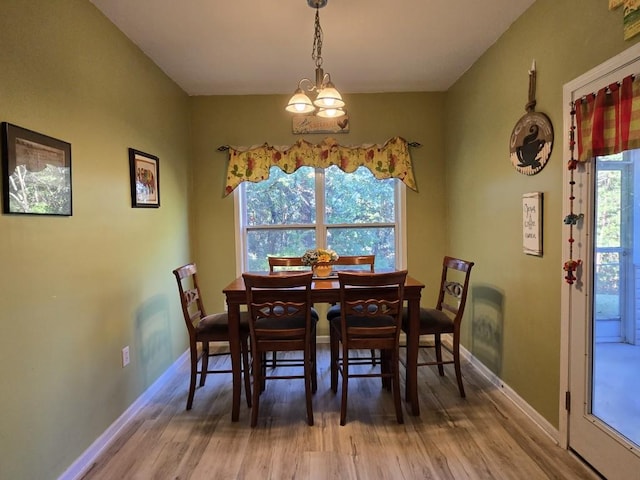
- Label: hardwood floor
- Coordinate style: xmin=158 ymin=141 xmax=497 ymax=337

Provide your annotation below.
xmin=80 ymin=346 xmax=599 ymax=479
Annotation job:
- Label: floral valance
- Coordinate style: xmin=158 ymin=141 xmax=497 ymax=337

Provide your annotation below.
xmin=223 ymin=136 xmax=417 ymax=196
xmin=574 ymin=74 xmax=640 ymax=162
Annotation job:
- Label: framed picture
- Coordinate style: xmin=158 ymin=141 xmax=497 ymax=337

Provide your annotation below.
xmin=1 ymin=122 xmax=72 ymax=216
xmin=523 ymin=192 xmax=543 ymax=256
xmin=129 ymin=148 xmax=160 ymax=208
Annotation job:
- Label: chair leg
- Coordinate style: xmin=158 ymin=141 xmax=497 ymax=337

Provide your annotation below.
xmin=453 ymin=334 xmax=466 ymax=398
xmin=186 ymin=343 xmax=198 ymax=410
xmin=260 ymin=352 xmax=267 ymax=392
xmin=380 ymin=349 xmax=391 ymax=391
xmin=271 ymin=351 xmax=277 ymax=369
xmin=200 ymin=341 xmax=209 ymax=387
xmin=330 ymin=328 xmax=339 ymax=393
xmin=340 ymin=344 xmax=349 ymax=426
xmin=370 ymin=348 xmax=377 ymax=365
xmin=311 ymin=328 xmax=318 ymax=394
xmin=241 ymin=336 xmax=252 ymax=408
xmin=435 ymin=334 xmax=445 ymax=376
xmin=251 ymin=349 xmax=262 ymax=428
xmin=304 ymin=346 xmax=314 ymax=426
xmin=392 ymin=347 xmax=404 ymax=424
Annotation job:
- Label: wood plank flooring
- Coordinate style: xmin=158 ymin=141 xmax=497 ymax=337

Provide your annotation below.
xmin=80 ymin=346 xmax=599 ymax=479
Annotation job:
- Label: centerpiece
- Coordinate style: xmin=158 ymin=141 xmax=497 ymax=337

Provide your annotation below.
xmin=301 ymin=248 xmax=339 ymax=278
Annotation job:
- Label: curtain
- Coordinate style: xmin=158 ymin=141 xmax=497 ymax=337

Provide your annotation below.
xmin=565 ymin=73 xmax=640 ymax=284
xmin=223 ymin=136 xmax=417 ymax=196
xmin=574 ymin=74 xmax=640 ymax=161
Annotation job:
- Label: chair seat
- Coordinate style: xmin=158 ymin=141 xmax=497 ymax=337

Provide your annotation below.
xmin=326 ymin=304 xmax=341 ymax=320
xmin=328 ymin=304 xmax=379 ymax=320
xmin=255 ymin=315 xmax=309 ymax=331
xmin=196 ymin=311 xmax=250 ymax=334
xmin=331 ymin=314 xmax=396 ymax=331
xmin=403 ymin=306 xmax=453 ymax=334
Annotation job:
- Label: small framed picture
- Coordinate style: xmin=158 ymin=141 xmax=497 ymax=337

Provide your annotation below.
xmin=522 ymin=192 xmax=543 ymax=256
xmin=1 ymin=122 xmax=72 ymax=216
xmin=129 ymin=148 xmax=160 ymax=208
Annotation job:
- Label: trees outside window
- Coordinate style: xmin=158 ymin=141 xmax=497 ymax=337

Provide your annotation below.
xmin=238 ymin=165 xmax=403 ymax=272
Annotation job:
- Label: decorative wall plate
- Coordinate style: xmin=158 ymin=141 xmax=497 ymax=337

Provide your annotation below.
xmin=509 ymin=111 xmax=553 ymax=175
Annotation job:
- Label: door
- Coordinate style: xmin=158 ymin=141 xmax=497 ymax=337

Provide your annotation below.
xmin=563 ymin=45 xmax=640 ymax=480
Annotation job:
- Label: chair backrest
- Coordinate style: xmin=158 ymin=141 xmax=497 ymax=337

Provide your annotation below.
xmin=268 ymin=256 xmax=309 ymax=272
xmin=172 ymin=263 xmax=205 ymax=337
xmin=332 ymin=255 xmax=375 ymax=272
xmin=436 ymin=256 xmax=475 ymax=323
xmin=243 ymin=272 xmax=314 ymax=340
xmin=338 ymin=270 xmax=408 ymax=339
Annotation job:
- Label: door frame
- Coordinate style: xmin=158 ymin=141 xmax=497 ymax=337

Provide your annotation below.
xmin=560 ymin=42 xmax=640 ymax=471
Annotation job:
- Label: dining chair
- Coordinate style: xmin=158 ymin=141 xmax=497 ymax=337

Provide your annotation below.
xmin=172 ymin=263 xmax=251 ymax=410
xmin=402 ymin=256 xmax=475 ymax=397
xmin=330 ymin=270 xmax=407 ymax=425
xmin=267 ymin=256 xmax=320 ymax=368
xmin=267 ymin=255 xmax=309 ymax=272
xmin=325 ymin=255 xmax=377 ymax=364
xmin=243 ymin=271 xmax=316 ymax=427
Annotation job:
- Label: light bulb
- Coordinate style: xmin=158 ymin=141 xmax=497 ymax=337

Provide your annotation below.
xmin=317 ymin=107 xmax=345 ymax=118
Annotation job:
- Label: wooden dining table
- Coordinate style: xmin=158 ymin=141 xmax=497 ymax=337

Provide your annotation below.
xmin=222 ymin=273 xmax=426 ymax=421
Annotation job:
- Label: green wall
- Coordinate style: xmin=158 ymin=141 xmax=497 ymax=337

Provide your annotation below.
xmin=0 ymin=1 xmax=191 ymax=479
xmin=189 ymin=92 xmax=448 ymax=335
xmin=446 ymin=0 xmax=640 ymax=425
xmin=3 ymin=1 xmax=640 ymax=479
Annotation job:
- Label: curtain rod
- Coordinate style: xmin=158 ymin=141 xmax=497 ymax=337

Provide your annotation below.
xmin=217 ymin=141 xmax=421 ymax=152
xmin=573 ymin=73 xmax=638 ymax=103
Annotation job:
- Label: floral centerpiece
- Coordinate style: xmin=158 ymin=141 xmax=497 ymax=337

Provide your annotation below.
xmin=301 ymin=248 xmax=339 ymax=277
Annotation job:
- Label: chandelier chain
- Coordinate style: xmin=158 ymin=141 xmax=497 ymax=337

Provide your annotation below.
xmin=312 ymin=9 xmax=323 ymax=68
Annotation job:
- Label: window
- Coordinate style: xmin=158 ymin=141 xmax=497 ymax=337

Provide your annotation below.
xmin=236 ymin=165 xmax=405 ymax=272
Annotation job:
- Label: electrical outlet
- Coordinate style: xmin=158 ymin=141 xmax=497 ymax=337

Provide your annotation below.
xmin=122 ymin=346 xmax=130 ymax=367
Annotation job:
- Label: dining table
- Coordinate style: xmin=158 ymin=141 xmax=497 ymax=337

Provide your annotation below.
xmin=222 ymin=272 xmax=426 ymax=421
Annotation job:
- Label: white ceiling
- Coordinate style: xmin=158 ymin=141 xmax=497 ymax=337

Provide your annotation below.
xmin=89 ymin=0 xmax=535 ymax=96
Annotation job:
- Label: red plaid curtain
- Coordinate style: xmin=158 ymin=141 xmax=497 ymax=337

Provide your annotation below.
xmin=575 ymin=74 xmax=640 ymax=161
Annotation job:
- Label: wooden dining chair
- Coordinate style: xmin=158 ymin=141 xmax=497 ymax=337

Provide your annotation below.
xmin=402 ymin=256 xmax=475 ymax=397
xmin=243 ymin=271 xmax=316 ymax=427
xmin=325 ymin=255 xmax=377 ymax=363
xmin=172 ymin=263 xmax=251 ymax=410
xmin=268 ymin=256 xmax=308 ymax=272
xmin=267 ymin=256 xmax=320 ymax=368
xmin=330 ymin=270 xmax=407 ymax=425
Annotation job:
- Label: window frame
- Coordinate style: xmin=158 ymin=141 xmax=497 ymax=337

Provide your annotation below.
xmin=233 ymin=167 xmax=407 ymax=275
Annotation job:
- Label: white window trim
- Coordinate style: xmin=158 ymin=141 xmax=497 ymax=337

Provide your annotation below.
xmin=233 ymin=171 xmax=407 ymax=276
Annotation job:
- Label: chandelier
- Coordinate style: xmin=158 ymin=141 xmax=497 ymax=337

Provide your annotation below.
xmin=285 ymin=0 xmax=345 ymax=118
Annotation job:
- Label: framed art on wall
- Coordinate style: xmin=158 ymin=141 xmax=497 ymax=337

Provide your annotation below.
xmin=1 ymin=122 xmax=72 ymax=216
xmin=129 ymin=148 xmax=160 ymax=208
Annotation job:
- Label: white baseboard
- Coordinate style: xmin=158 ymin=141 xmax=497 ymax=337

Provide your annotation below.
xmin=458 ymin=342 xmax=560 ymax=444
xmin=58 ymin=350 xmax=189 ymax=480
xmin=60 ymin=338 xmax=559 ymax=479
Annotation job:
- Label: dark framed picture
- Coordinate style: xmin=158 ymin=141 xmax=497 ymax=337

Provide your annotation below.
xmin=129 ymin=148 xmax=160 ymax=208
xmin=1 ymin=122 xmax=72 ymax=216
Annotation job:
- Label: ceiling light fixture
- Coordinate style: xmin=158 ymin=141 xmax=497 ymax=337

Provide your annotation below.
xmin=285 ymin=0 xmax=345 ymax=118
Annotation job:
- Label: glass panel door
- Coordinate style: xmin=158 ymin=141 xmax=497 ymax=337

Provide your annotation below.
xmin=592 ymin=153 xmax=640 ymax=447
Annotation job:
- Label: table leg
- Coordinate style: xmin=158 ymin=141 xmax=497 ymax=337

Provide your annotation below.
xmin=406 ymin=298 xmax=420 ymax=416
xmin=227 ymin=299 xmax=241 ymax=422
